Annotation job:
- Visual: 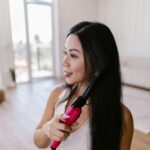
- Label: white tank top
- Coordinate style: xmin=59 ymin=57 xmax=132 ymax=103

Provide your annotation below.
xmin=54 ymin=90 xmax=91 ymax=150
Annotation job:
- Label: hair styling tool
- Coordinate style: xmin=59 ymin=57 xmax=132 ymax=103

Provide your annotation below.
xmin=50 ymin=71 xmax=100 ymax=150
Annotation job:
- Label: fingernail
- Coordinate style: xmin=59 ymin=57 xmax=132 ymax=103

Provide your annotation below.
xmin=73 ymin=122 xmax=78 ymax=126
xmin=63 ymin=114 xmax=70 ymax=119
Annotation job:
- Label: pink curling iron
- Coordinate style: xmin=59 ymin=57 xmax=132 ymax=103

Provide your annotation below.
xmin=50 ymin=71 xmax=100 ymax=150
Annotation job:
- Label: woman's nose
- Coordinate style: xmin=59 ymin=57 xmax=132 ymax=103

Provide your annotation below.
xmin=62 ymin=55 xmax=70 ymax=67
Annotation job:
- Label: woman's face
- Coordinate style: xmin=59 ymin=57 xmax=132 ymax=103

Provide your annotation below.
xmin=62 ymin=34 xmax=86 ymax=85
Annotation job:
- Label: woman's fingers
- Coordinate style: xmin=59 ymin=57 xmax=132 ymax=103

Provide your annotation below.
xmin=56 ymin=114 xmax=72 ymax=132
xmin=72 ymin=122 xmax=78 ymax=126
xmin=50 ymin=126 xmax=70 ymax=141
xmin=45 ymin=114 xmax=72 ymax=141
xmin=58 ymin=114 xmax=70 ymax=122
xmin=56 ymin=122 xmax=72 ymax=132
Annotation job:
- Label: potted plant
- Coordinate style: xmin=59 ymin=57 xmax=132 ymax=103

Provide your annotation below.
xmin=9 ymin=68 xmax=16 ymax=88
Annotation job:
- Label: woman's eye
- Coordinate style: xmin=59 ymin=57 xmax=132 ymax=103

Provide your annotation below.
xmin=63 ymin=51 xmax=67 ymax=55
xmin=71 ymin=54 xmax=78 ymax=59
xmin=63 ymin=51 xmax=78 ymax=58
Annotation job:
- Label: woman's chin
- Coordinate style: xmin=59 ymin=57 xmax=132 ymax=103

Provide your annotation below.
xmin=65 ymin=80 xmax=74 ymax=85
xmin=65 ymin=78 xmax=75 ymax=85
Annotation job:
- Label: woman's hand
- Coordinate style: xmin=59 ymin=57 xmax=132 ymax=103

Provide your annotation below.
xmin=42 ymin=114 xmax=73 ymax=141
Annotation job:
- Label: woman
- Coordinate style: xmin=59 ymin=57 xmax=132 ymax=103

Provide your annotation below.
xmin=34 ymin=21 xmax=134 ymax=150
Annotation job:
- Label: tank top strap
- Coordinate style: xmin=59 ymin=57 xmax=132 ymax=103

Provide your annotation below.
xmin=54 ymin=89 xmax=67 ymax=115
xmin=54 ymin=89 xmax=66 ymax=105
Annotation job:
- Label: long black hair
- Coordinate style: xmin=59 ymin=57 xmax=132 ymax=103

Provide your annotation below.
xmin=66 ymin=21 xmax=123 ymax=150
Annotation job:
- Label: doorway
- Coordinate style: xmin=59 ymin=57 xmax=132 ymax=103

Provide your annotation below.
xmin=9 ymin=0 xmax=54 ymax=83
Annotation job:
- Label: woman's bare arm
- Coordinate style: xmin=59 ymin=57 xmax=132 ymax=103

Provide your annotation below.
xmin=33 ymin=86 xmax=64 ymax=148
xmin=120 ymin=105 xmax=134 ymax=150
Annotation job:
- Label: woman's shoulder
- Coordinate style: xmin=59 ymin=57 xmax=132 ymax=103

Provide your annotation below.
xmin=35 ymin=86 xmax=66 ymax=129
xmin=47 ymin=85 xmax=65 ymax=106
xmin=51 ymin=86 xmax=65 ymax=97
xmin=122 ymin=105 xmax=133 ymax=128
xmin=120 ymin=104 xmax=134 ymax=149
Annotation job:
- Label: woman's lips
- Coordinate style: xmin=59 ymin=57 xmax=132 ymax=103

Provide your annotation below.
xmin=64 ymin=71 xmax=73 ymax=77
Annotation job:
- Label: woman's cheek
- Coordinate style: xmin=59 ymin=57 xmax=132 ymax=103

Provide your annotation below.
xmin=74 ymin=66 xmax=85 ymax=79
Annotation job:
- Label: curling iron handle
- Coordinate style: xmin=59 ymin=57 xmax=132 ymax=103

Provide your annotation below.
xmin=50 ymin=106 xmax=82 ymax=149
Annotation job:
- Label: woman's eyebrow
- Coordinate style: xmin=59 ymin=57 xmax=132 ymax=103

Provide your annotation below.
xmin=69 ymin=49 xmax=80 ymax=53
xmin=64 ymin=47 xmax=80 ymax=53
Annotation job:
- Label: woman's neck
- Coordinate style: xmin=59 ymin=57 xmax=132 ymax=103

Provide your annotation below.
xmin=76 ymin=82 xmax=88 ymax=95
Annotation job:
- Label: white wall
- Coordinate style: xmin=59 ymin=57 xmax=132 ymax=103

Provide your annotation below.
xmin=98 ymin=0 xmax=150 ymax=56
xmin=55 ymin=0 xmax=99 ymax=77
xmin=98 ymin=0 xmax=150 ymax=89
xmin=0 ymin=0 xmax=14 ymax=87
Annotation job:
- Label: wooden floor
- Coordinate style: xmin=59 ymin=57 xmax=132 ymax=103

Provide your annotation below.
xmin=0 ymin=78 xmax=150 ymax=150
